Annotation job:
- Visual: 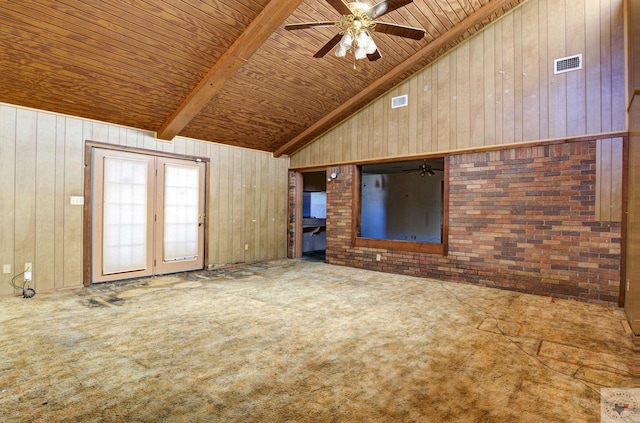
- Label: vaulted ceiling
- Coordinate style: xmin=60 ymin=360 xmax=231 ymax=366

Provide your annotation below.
xmin=0 ymin=0 xmax=525 ymax=156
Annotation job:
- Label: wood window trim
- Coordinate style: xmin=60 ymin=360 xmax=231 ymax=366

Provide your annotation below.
xmin=351 ymin=160 xmax=449 ymax=255
xmin=293 ymin=171 xmax=304 ymax=259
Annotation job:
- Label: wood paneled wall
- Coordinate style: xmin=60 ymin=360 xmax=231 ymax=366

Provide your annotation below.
xmin=0 ymin=103 xmax=289 ymax=296
xmin=628 ymin=95 xmax=640 ymax=334
xmin=290 ymin=0 xmax=625 ymax=168
xmin=625 ymin=0 xmax=640 ymax=337
xmin=629 ymin=0 xmax=640 ymax=103
xmin=596 ymin=137 xmax=624 ymax=222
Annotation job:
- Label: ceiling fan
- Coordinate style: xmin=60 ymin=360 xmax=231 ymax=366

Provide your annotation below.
xmin=403 ymin=160 xmax=443 ymax=177
xmin=284 ymin=0 xmax=426 ymax=65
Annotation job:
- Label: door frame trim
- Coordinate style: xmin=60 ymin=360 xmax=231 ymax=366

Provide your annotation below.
xmin=83 ymin=141 xmax=210 ymax=287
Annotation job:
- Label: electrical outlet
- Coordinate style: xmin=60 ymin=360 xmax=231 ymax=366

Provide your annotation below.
xmin=244 ymin=244 xmax=249 ymax=251
xmin=24 ymin=263 xmax=32 ymax=281
xmin=2 ymin=264 xmax=10 ymax=274
xmin=376 ymin=254 xmax=381 ymax=262
xmin=70 ymin=196 xmax=84 ymax=205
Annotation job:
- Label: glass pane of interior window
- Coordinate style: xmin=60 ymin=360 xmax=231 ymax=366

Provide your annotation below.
xmin=102 ymin=157 xmax=148 ymax=274
xmin=361 ymin=159 xmax=444 ymax=243
xmin=163 ymin=164 xmax=199 ymax=261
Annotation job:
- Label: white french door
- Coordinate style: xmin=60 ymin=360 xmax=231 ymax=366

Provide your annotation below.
xmin=91 ymin=148 xmax=206 ymax=283
xmin=154 ymin=156 xmax=206 ymax=275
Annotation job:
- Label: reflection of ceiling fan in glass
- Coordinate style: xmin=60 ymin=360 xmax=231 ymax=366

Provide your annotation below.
xmin=284 ymin=0 xmax=426 ymax=66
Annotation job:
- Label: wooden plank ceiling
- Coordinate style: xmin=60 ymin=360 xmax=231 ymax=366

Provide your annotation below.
xmin=0 ymin=0 xmax=525 ymax=155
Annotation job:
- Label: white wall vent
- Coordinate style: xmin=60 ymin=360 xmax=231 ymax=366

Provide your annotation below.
xmin=554 ymin=54 xmax=582 ymax=74
xmin=391 ymin=94 xmax=408 ymax=109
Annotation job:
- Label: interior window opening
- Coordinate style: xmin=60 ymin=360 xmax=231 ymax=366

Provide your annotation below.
xmin=360 ymin=158 xmax=445 ymax=245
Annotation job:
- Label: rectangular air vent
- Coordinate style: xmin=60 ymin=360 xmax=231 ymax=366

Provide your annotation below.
xmin=554 ymin=54 xmax=582 ymax=74
xmin=391 ymin=94 xmax=408 ymax=109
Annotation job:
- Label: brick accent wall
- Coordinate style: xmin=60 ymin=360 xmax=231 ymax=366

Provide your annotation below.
xmin=313 ymin=141 xmax=621 ymax=305
xmin=326 ymin=165 xmax=354 ymax=264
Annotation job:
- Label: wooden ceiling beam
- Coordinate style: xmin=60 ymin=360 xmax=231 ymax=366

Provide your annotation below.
xmin=157 ymin=0 xmax=302 ymax=141
xmin=274 ymin=0 xmax=516 ymax=157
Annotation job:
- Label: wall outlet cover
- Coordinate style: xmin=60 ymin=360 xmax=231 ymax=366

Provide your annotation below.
xmin=70 ymin=196 xmax=84 ymax=205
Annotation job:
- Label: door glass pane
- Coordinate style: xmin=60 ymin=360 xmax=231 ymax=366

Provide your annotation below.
xmin=163 ymin=163 xmax=199 ymax=262
xmin=102 ymin=157 xmax=148 ymax=274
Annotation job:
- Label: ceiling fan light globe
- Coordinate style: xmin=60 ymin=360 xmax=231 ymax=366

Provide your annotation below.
xmin=356 ymin=31 xmax=369 ymax=49
xmin=340 ymin=32 xmax=353 ymax=49
xmin=365 ymin=38 xmax=377 ymax=54
xmin=335 ymin=46 xmax=347 ymax=57
xmin=354 ymin=46 xmax=367 ymax=60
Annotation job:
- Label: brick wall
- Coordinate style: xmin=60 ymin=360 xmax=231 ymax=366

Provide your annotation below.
xmin=310 ymin=141 xmax=621 ymax=305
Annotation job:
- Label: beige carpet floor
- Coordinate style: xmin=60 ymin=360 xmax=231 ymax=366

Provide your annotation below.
xmin=0 ymin=259 xmax=636 ymax=422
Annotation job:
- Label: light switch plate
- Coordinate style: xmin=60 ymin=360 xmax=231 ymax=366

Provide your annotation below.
xmin=2 ymin=264 xmax=10 ymax=274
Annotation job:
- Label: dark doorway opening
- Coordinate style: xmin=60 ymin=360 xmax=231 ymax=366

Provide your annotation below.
xmin=301 ymin=171 xmax=326 ymax=262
